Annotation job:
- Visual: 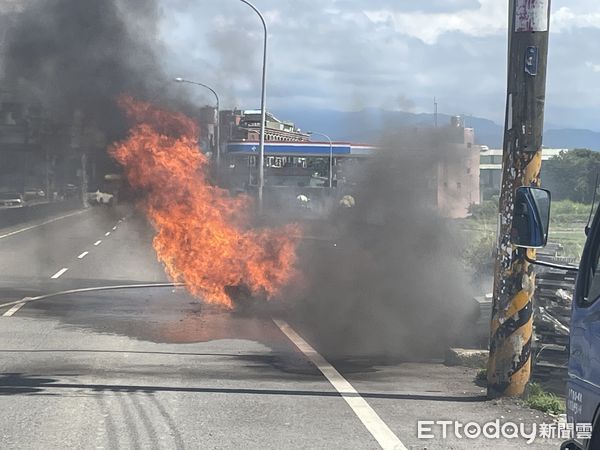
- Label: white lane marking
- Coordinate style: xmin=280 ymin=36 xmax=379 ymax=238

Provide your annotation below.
xmin=0 ymin=210 xmax=87 ymax=240
xmin=105 ymin=232 xmax=111 ymax=236
xmin=94 ymin=240 xmax=102 ymax=246
xmin=78 ymin=251 xmax=89 ymax=259
xmin=273 ymin=319 xmax=406 ymax=450
xmin=3 ymin=302 xmax=25 ymax=317
xmin=51 ymin=268 xmax=69 ymax=279
xmin=112 ymin=226 xmax=117 ymax=231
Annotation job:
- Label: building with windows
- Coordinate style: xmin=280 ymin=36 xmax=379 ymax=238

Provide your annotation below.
xmin=224 ymin=114 xmax=480 ymax=218
xmin=391 ymin=116 xmax=480 ymax=218
xmin=225 ymin=140 xmax=375 ymax=191
xmin=480 ymin=147 xmax=568 ymax=200
xmin=436 ymin=123 xmax=481 ymax=218
xmin=220 ymin=109 xmax=310 ymax=144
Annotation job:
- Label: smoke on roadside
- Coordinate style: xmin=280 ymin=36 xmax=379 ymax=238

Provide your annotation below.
xmin=1 ymin=0 xmax=165 ymax=139
xmin=289 ymin=129 xmax=475 ymax=360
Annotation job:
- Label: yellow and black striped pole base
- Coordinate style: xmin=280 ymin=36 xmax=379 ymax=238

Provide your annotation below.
xmin=487 ymin=256 xmax=535 ymax=396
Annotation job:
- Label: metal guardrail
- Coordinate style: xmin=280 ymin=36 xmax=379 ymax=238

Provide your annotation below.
xmin=0 ymin=200 xmax=82 ymax=229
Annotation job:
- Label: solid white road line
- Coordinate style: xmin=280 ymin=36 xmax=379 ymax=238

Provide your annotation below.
xmin=94 ymin=240 xmax=102 ymax=246
xmin=273 ymin=319 xmax=406 ymax=450
xmin=105 ymin=232 xmax=111 ymax=236
xmin=51 ymin=268 xmax=69 ymax=279
xmin=0 ymin=283 xmax=184 ymax=310
xmin=77 ymin=251 xmax=89 ymax=259
xmin=3 ymin=302 xmax=25 ymax=317
xmin=0 ymin=210 xmax=87 ymax=241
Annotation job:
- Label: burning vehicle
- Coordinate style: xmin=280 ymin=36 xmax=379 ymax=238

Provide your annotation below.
xmin=109 ymin=96 xmax=300 ymax=309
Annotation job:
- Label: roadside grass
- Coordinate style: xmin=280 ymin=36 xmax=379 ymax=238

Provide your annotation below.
xmin=459 ymin=219 xmax=587 ymax=264
xmin=475 ymin=368 xmax=487 ymax=387
xmin=473 ymin=372 xmax=565 ymax=416
xmin=525 ymin=382 xmax=565 ymax=415
xmin=547 ymin=228 xmax=586 ymax=260
xmin=476 ymin=368 xmax=487 ymax=381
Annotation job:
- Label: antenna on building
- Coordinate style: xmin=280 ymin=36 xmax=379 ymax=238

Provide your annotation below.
xmin=434 ymin=97 xmax=438 ymax=128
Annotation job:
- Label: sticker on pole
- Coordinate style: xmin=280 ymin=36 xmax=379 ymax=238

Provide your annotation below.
xmin=525 ymin=47 xmax=539 ymax=76
xmin=515 ymin=0 xmax=549 ymax=32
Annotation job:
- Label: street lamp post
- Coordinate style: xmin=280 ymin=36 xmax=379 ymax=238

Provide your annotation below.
xmin=308 ymin=131 xmax=334 ymax=188
xmin=238 ymin=0 xmax=267 ymax=210
xmin=174 ymin=77 xmax=221 ymax=170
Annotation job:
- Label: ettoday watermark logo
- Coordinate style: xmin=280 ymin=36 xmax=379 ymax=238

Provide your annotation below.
xmin=417 ymin=419 xmax=592 ymax=443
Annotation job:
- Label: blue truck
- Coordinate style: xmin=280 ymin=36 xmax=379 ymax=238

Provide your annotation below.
xmin=513 ymin=186 xmax=600 ymax=449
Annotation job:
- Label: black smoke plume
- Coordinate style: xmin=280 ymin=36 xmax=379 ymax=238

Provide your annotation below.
xmin=289 ymin=130 xmax=475 ymax=360
xmin=2 ymin=0 xmax=163 ymax=140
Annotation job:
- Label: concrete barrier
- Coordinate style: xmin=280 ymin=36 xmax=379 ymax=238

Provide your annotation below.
xmin=445 ymin=348 xmax=489 ymax=368
xmin=0 ymin=200 xmax=82 ymax=229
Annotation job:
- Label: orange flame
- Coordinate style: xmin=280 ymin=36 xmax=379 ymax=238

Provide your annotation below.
xmin=109 ymin=95 xmax=300 ymax=308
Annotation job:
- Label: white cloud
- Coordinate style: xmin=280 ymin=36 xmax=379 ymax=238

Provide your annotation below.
xmin=553 ymin=6 xmax=600 ymax=32
xmin=586 ymin=61 xmax=600 ymax=73
xmin=212 ymin=15 xmax=236 ymax=29
xmin=362 ymin=2 xmax=600 ymax=45
xmin=364 ymin=0 xmax=507 ymax=45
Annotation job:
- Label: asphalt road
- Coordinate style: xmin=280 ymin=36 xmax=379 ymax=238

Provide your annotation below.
xmin=0 ymin=207 xmax=564 ymax=449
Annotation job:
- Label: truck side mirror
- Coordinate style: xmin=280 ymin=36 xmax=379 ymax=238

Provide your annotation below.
xmin=510 ymin=187 xmax=551 ymax=248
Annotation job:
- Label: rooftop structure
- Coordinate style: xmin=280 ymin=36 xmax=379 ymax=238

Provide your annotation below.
xmin=221 ymin=109 xmax=309 ymax=143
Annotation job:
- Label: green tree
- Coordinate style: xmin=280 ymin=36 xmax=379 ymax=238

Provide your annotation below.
xmin=543 ymin=149 xmax=600 ymax=203
xmin=468 ymin=196 xmax=499 ymax=221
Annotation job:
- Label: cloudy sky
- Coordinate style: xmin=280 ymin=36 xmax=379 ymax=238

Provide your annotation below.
xmin=159 ymin=0 xmax=600 ymax=130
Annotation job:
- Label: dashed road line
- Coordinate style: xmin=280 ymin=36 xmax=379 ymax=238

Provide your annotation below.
xmin=0 ymin=210 xmax=87 ymax=241
xmin=78 ymin=251 xmax=89 ymax=259
xmin=105 ymin=232 xmax=111 ymax=236
xmin=2 ymin=302 xmax=25 ymax=317
xmin=51 ymin=268 xmax=69 ymax=279
xmin=112 ymin=226 xmax=117 ymax=231
xmin=94 ymin=240 xmax=102 ymax=246
xmin=273 ymin=319 xmax=406 ymax=450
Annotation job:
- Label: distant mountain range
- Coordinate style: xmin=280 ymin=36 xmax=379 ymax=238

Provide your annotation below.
xmin=272 ymin=107 xmax=600 ymax=150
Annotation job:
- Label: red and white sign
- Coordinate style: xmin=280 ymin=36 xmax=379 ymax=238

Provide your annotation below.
xmin=515 ymin=0 xmax=549 ymax=32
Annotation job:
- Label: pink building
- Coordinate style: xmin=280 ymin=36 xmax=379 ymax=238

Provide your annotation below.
xmin=435 ymin=119 xmax=481 ymax=218
xmin=394 ymin=116 xmax=480 ymax=218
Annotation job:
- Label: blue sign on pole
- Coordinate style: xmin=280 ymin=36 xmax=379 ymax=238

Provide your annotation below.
xmin=525 ymin=46 xmax=539 ymax=76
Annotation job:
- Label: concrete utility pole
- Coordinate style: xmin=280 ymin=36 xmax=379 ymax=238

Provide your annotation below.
xmin=487 ymin=0 xmax=551 ymax=398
